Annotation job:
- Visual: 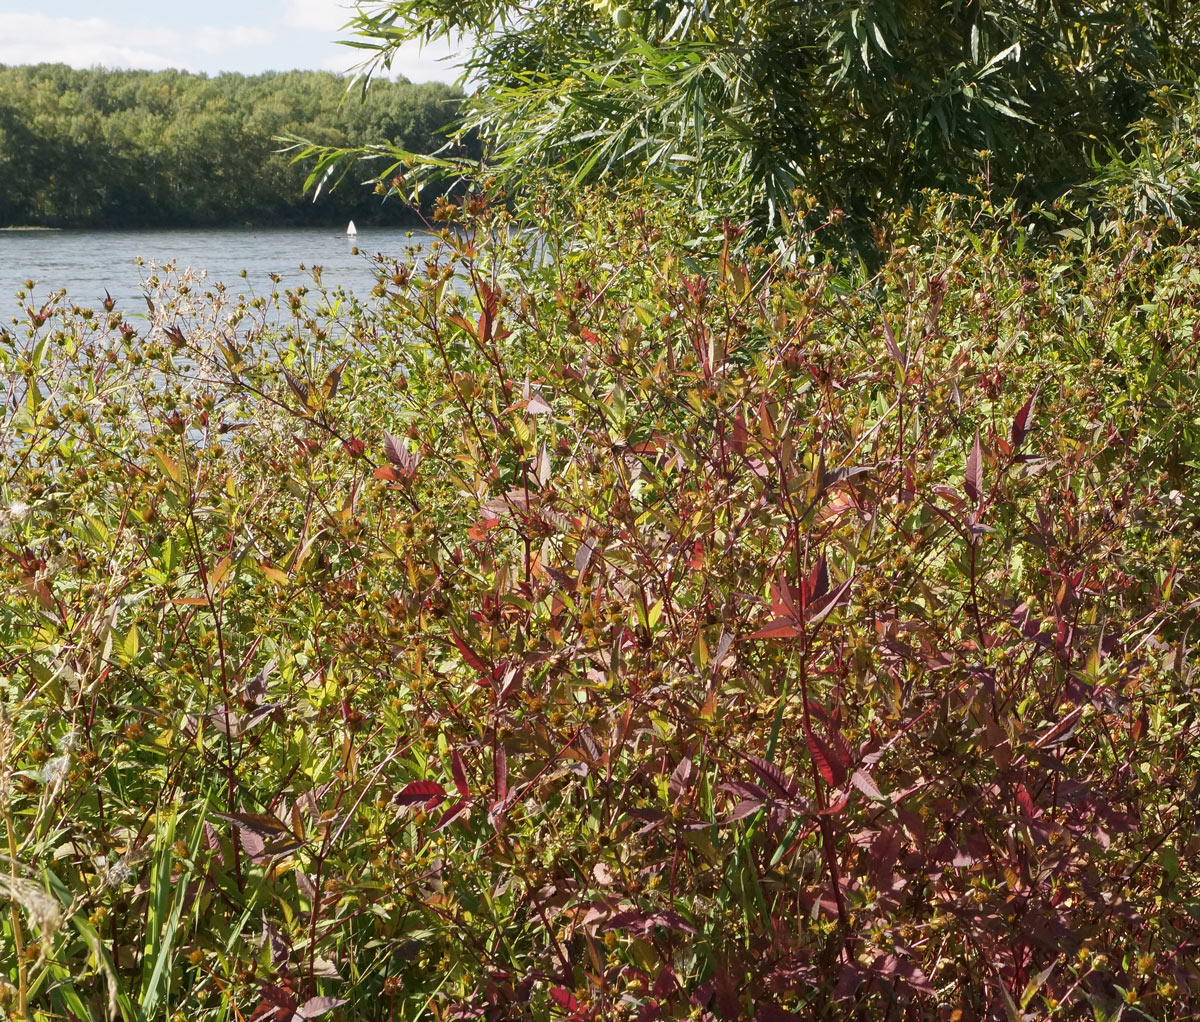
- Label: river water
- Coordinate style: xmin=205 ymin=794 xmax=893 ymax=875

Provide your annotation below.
xmin=0 ymin=225 xmax=435 ymax=318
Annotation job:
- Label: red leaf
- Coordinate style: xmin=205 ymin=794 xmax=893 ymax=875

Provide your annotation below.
xmin=451 ymin=749 xmax=469 ymax=797
xmin=249 ymin=981 xmax=297 ymax=1022
xmin=805 ymin=724 xmax=846 ymax=788
xmin=805 ymin=577 xmax=853 ymax=626
xmin=669 ymin=756 xmax=694 ymax=800
xmin=381 ymin=433 xmax=422 ymax=482
xmin=477 ymin=283 xmax=500 ymax=345
xmin=383 ymin=432 xmax=406 ymax=467
xmin=770 ymin=574 xmax=801 ymax=619
xmin=964 ymin=429 xmax=983 ymax=503
xmin=870 ymin=954 xmax=934 ymax=995
xmin=468 ymin=515 xmax=501 ymax=541
xmin=1016 ymin=782 xmax=1039 ymax=818
xmin=747 ymin=755 xmax=798 ymax=800
xmin=880 ymin=314 xmax=906 ymax=370
xmin=297 ymin=997 xmax=347 ymax=1019
xmin=434 ymin=798 xmax=469 ymax=831
xmin=713 ymin=968 xmax=739 ymax=1019
xmin=549 ymin=987 xmax=579 ymax=1014
xmin=802 ymin=555 xmax=829 ymax=606
xmin=601 ymin=909 xmax=698 ymax=935
xmin=731 ymin=413 xmax=749 ymax=456
xmin=850 ymin=770 xmax=883 ymax=800
xmin=449 ymin=627 xmax=489 ymax=674
xmin=393 ymin=780 xmax=446 ymax=808
xmin=746 ymin=618 xmax=801 ymax=641
xmin=1011 ymin=388 xmax=1039 ymax=450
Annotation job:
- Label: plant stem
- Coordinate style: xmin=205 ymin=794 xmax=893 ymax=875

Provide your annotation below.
xmin=4 ymin=803 xmax=28 ymax=1018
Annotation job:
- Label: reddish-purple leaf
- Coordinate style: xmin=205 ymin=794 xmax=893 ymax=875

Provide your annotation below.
xmin=382 ymin=433 xmax=422 ymax=479
xmin=964 ymin=429 xmax=983 ymax=503
xmin=382 ymin=432 xmax=406 ymax=467
xmin=747 ymin=755 xmax=798 ymax=800
xmin=1010 ymin=388 xmax=1039 ymax=450
xmin=850 ymin=770 xmax=883 ymax=800
xmin=870 ymin=954 xmax=934 ymax=995
xmin=722 ymin=799 xmax=766 ymax=823
xmin=601 ymin=910 xmax=698 ymax=936
xmin=262 ymin=921 xmax=289 ymax=968
xmin=451 ymin=749 xmax=469 ymax=797
xmin=669 ymin=756 xmax=694 ymax=801
xmin=282 ymin=370 xmax=310 ymax=408
xmin=746 ymin=618 xmax=801 ymax=641
xmin=880 ymin=314 xmax=907 ymax=370
xmin=805 ymin=725 xmax=845 ymax=788
xmin=768 ymin=573 xmax=801 ymax=619
xmin=713 ymin=968 xmax=739 ymax=1019
xmin=296 ymin=997 xmax=346 ymax=1019
xmin=1016 ymin=782 xmax=1039 ymax=818
xmin=449 ymin=627 xmax=489 ymax=674
xmin=393 ymin=781 xmax=446 ymax=808
xmin=250 ymin=978 xmax=299 ymax=1022
xmin=434 ymin=798 xmax=469 ymax=831
xmin=626 ymin=807 xmax=669 ymax=835
xmin=805 ymin=577 xmax=853 ymax=626
xmin=524 ymin=392 xmax=553 ymax=415
xmin=802 ymin=555 xmax=829 ymax=606
xmin=212 ymin=810 xmax=302 ymax=859
xmin=549 ymin=987 xmax=579 ymax=1014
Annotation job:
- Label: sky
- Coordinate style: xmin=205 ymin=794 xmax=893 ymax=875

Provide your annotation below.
xmin=0 ymin=1 xmax=464 ymax=83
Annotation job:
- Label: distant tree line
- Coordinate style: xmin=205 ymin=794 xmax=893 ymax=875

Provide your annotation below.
xmin=0 ymin=64 xmax=467 ymax=228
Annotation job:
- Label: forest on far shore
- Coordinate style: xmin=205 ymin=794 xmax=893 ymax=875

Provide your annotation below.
xmin=0 ymin=65 xmax=466 ymax=228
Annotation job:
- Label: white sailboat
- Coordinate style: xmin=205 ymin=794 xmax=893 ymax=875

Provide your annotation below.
xmin=346 ymin=220 xmax=357 ymax=237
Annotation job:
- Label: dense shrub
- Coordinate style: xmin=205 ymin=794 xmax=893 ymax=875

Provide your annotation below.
xmin=1 ymin=192 xmax=1199 ymax=1020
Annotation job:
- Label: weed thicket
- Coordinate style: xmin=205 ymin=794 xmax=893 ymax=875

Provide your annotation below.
xmin=1 ymin=191 xmax=1199 ymax=1019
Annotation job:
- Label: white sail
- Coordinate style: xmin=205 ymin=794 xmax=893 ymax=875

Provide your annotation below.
xmin=346 ymin=220 xmax=357 ymax=237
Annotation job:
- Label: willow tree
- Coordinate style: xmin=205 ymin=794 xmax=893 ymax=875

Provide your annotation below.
xmin=317 ymin=0 xmax=1200 ymax=233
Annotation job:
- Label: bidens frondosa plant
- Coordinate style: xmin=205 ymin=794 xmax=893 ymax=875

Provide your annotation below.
xmin=1 ymin=190 xmax=1199 ymax=1020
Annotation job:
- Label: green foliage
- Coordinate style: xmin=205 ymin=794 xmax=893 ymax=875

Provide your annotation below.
xmin=0 ymin=64 xmax=465 ymax=228
xmin=1 ymin=190 xmax=1199 ymax=1019
xmin=1082 ymin=90 xmax=1200 ymax=226
xmin=337 ymin=0 xmax=1200 ymax=234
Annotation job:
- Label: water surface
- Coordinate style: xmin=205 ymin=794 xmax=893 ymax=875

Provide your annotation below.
xmin=0 ymin=225 xmax=434 ymax=317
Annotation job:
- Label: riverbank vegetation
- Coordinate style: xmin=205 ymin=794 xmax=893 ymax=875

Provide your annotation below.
xmin=3 ymin=1 xmax=1200 ymax=1019
xmin=4 ymin=187 xmax=1200 ymax=1020
xmin=0 ymin=65 xmax=465 ymax=229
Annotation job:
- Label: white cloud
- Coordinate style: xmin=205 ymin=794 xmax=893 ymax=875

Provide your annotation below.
xmin=0 ymin=13 xmax=271 ymax=71
xmin=194 ymin=26 xmax=275 ymax=57
xmin=284 ymin=0 xmax=356 ymax=33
